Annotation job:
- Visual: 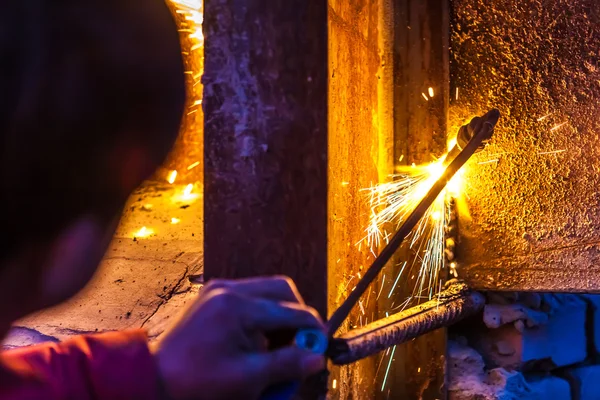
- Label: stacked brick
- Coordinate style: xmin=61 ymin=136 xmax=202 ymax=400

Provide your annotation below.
xmin=449 ymin=293 xmax=600 ymax=400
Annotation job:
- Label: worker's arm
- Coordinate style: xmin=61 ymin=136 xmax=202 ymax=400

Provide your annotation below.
xmin=0 ymin=277 xmax=325 ymax=400
xmin=0 ymin=330 xmax=161 ymax=400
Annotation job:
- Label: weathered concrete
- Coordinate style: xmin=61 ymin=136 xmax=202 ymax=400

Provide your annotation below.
xmin=451 ymin=0 xmax=600 ymax=292
xmin=12 ymin=183 xmax=202 ymax=343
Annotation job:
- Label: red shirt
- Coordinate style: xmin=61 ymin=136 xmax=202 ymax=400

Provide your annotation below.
xmin=0 ymin=330 xmax=161 ymax=400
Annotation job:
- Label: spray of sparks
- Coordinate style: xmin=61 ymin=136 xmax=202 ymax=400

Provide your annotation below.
xmin=358 ymin=139 xmax=464 ymax=392
xmin=171 ymin=0 xmax=204 ymax=46
xmin=360 ymin=151 xmax=462 ymax=301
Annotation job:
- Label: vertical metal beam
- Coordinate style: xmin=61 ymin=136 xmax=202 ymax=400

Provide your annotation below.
xmin=327 ymin=0 xmax=396 ymax=397
xmin=384 ymin=1 xmax=450 ymax=399
xmin=203 ymin=0 xmax=328 ymax=315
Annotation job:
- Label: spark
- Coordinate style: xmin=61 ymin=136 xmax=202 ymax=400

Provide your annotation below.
xmin=187 ymin=161 xmax=201 ymax=170
xmin=388 ymin=262 xmax=407 ymax=299
xmin=171 ymin=218 xmax=181 ymax=224
xmin=376 ymin=275 xmax=386 ymax=300
xmin=359 ymin=153 xmax=465 ymax=310
xmin=477 ymin=159 xmax=499 ymax=165
xmin=133 ymin=226 xmax=154 ymax=239
xmin=550 ymin=122 xmax=568 ymax=132
xmin=171 ymin=0 xmax=204 ymax=89
xmin=381 ymin=345 xmax=397 ymax=391
xmin=332 ymin=380 xmax=337 ymax=390
xmin=455 ymin=87 xmax=459 ymax=101
xmin=421 ymin=93 xmax=429 ymax=101
xmin=450 ymin=262 xmax=458 ymax=278
xmin=537 ymin=113 xmax=552 ymax=122
xmin=167 ymin=170 xmax=178 ymax=184
xmin=537 ymin=149 xmax=566 ymax=155
xmin=428 ymin=87 xmax=435 ymax=98
xmin=173 ymin=183 xmax=200 ymax=203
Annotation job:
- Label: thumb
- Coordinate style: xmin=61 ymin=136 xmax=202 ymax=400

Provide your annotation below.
xmin=251 ymin=347 xmax=326 ymax=386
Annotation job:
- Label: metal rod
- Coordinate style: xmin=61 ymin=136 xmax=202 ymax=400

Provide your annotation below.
xmin=327 ymin=281 xmax=485 ymax=365
xmin=326 ymin=109 xmax=500 ymax=337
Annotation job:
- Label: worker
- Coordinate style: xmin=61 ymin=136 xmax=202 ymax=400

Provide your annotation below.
xmin=0 ymin=1 xmax=325 ymax=399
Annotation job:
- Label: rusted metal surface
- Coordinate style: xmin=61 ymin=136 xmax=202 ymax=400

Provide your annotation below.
xmin=203 ymin=0 xmax=328 ymax=317
xmin=329 ymin=282 xmax=485 ymax=365
xmin=384 ymin=1 xmax=451 ymax=398
xmin=327 ymin=0 xmax=396 ymax=398
xmin=451 ymin=0 xmax=600 ymax=292
xmin=203 ymin=2 xmax=328 ymax=397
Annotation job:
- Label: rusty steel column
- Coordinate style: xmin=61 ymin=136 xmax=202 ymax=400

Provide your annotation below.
xmin=203 ymin=0 xmax=328 ymax=315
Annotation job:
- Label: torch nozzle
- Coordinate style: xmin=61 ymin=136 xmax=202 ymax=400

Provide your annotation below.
xmin=455 ymin=108 xmax=500 ymax=153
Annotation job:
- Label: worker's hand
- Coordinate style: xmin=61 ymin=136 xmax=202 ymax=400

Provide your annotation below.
xmin=152 ymin=276 xmax=326 ymax=400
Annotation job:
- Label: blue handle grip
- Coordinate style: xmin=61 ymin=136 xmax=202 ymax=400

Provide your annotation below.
xmin=259 ymin=330 xmax=328 ymax=400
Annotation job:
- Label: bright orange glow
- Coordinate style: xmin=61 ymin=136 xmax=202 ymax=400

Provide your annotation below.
xmin=133 ymin=226 xmax=154 ymax=238
xmin=172 ymin=183 xmax=200 ymax=203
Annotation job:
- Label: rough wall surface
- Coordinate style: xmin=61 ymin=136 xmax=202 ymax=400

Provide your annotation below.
xmin=451 ymin=0 xmax=600 ymax=291
xmin=328 ymin=0 xmax=392 ymax=397
xmin=203 ymin=0 xmax=329 ymax=321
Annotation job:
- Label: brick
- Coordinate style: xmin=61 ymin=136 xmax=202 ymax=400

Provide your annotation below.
xmin=572 ymin=366 xmax=600 ymax=400
xmin=582 ymin=294 xmax=600 ymax=355
xmin=470 ymin=296 xmax=587 ymax=370
xmin=526 ymin=376 xmax=571 ymax=400
xmin=448 ymin=340 xmax=571 ymax=399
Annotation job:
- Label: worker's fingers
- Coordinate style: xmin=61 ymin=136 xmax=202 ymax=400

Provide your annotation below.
xmin=204 ymin=276 xmax=305 ymax=304
xmin=241 ymin=298 xmax=324 ymax=332
xmin=248 ymin=347 xmax=326 ymax=386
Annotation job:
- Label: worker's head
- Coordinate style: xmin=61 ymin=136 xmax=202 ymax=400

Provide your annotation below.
xmin=0 ymin=0 xmax=185 ymax=321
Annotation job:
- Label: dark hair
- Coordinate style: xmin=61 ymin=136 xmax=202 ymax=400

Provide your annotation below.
xmin=0 ymin=1 xmax=186 ymax=259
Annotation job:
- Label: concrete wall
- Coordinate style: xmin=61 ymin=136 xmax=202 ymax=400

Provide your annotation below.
xmin=451 ymin=0 xmax=600 ymax=292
